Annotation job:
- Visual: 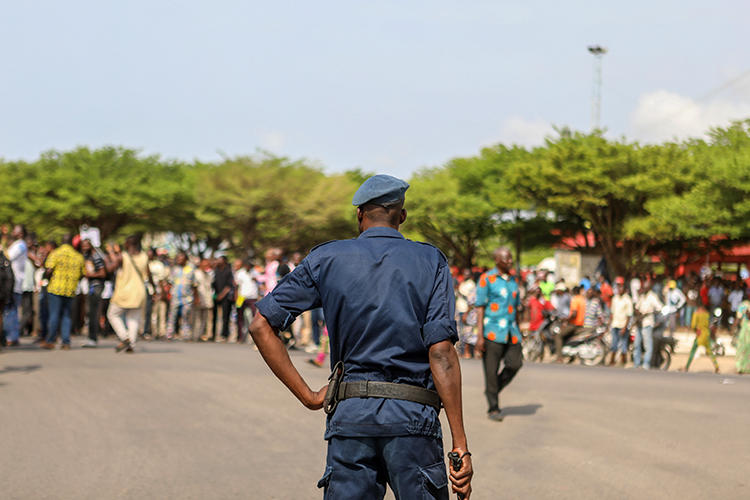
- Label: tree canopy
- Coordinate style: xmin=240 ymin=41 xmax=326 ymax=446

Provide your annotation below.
xmin=1 ymin=119 xmax=749 ymax=274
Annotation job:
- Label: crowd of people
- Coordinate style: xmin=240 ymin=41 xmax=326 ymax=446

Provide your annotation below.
xmin=454 ymin=266 xmax=750 ymax=374
xmin=2 ymin=223 xmax=749 ymax=375
xmin=0 ymin=226 xmax=327 ymax=356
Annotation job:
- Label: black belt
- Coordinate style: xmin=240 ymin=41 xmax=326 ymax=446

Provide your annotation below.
xmin=336 ymin=381 xmax=441 ymax=411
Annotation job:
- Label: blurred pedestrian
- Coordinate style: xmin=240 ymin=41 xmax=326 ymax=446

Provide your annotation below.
xmin=735 ymin=295 xmax=750 ymax=374
xmin=664 ymin=280 xmax=686 ymax=336
xmin=40 ymin=234 xmax=85 ymax=350
xmin=211 ymin=256 xmax=234 ymax=342
xmin=597 ymin=275 xmax=613 ymax=311
xmin=194 ymin=258 xmax=214 ymax=342
xmin=633 ymin=282 xmax=663 ymax=370
xmin=80 ymin=239 xmax=108 ymax=347
xmin=607 ymin=279 xmax=633 ymax=366
xmin=234 ymin=259 xmax=259 ymax=343
xmin=0 ymin=249 xmax=13 ymax=348
xmin=20 ymin=239 xmax=37 ymax=336
xmin=34 ymin=241 xmax=56 ymax=343
xmin=684 ymin=304 xmax=719 ymax=373
xmin=149 ymin=250 xmax=170 ymax=339
xmin=456 ymin=268 xmax=477 ymax=358
xmin=106 ymin=236 xmax=150 ymax=353
xmin=166 ymin=251 xmax=195 ymax=341
xmin=2 ymin=224 xmax=28 ymax=346
xmin=476 ymin=247 xmax=522 ymax=422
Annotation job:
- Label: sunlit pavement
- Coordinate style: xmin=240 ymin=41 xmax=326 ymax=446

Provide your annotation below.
xmin=1 ymin=337 xmax=748 ymax=499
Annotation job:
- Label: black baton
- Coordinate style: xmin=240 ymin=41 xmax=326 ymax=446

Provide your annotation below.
xmin=447 ymin=451 xmax=471 ymax=499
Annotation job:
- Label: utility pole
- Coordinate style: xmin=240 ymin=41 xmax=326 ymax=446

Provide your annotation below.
xmin=587 ymin=45 xmax=607 ymax=131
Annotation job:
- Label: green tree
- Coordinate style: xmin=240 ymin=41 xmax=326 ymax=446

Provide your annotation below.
xmin=405 ymin=165 xmax=498 ymax=269
xmin=456 ymin=144 xmax=581 ymax=272
xmin=193 ymin=154 xmax=358 ymax=256
xmin=628 ymin=120 xmax=750 ymax=242
xmin=0 ymin=147 xmax=195 ymax=240
xmin=511 ymin=133 xmax=692 ymax=276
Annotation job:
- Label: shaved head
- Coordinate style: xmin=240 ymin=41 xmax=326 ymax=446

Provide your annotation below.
xmin=357 ymin=200 xmax=406 ymax=233
xmin=493 ymin=247 xmax=513 ymax=274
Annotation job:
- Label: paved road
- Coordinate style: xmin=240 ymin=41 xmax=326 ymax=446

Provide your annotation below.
xmin=1 ymin=338 xmax=748 ymax=499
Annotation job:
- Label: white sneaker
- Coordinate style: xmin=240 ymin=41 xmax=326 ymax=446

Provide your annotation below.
xmin=81 ymin=339 xmax=98 ymax=348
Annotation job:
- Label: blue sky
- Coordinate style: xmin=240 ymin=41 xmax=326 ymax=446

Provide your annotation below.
xmin=1 ymin=1 xmax=748 ymax=177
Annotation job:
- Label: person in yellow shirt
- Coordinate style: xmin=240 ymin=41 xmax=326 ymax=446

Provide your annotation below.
xmin=40 ymin=234 xmax=85 ymax=350
xmin=684 ymin=304 xmax=719 ymax=373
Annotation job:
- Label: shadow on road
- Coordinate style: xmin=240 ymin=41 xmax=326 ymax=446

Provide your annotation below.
xmin=502 ymin=403 xmax=542 ymax=417
xmin=0 ymin=364 xmax=42 ymax=375
xmin=137 ymin=348 xmax=183 ymax=354
xmin=4 ymin=344 xmax=46 ymax=352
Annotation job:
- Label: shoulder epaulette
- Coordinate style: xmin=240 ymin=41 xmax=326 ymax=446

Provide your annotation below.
xmin=309 ymin=239 xmax=343 ymax=253
xmin=413 ymin=241 xmax=448 ymax=261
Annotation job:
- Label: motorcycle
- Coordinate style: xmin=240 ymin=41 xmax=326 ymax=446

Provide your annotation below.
xmin=524 ymin=311 xmax=608 ymax=366
xmin=628 ymin=309 xmax=677 ymax=370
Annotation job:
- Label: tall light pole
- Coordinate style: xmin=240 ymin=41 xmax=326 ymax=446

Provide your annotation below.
xmin=588 ymin=45 xmax=607 ymax=131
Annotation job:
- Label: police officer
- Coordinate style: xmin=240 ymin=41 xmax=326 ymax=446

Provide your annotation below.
xmin=250 ymin=174 xmax=473 ymax=499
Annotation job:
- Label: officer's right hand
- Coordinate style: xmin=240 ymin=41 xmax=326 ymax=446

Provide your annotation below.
xmin=303 ymin=384 xmax=329 ymax=411
xmin=449 ymin=450 xmax=473 ymax=499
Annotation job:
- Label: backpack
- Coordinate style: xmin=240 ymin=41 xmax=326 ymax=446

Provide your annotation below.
xmin=0 ymin=252 xmax=15 ymax=307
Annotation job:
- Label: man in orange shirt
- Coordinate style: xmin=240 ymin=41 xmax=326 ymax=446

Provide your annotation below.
xmin=555 ymin=285 xmax=585 ymax=362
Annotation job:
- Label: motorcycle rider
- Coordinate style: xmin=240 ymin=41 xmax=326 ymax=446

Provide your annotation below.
xmin=582 ymin=288 xmax=606 ymax=333
xmin=556 ymin=285 xmax=586 ymax=362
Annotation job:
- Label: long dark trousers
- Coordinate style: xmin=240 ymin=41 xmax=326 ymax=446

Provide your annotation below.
xmin=482 ymin=340 xmax=523 ymax=412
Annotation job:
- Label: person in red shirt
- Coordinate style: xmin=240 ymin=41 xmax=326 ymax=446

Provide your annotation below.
xmin=699 ymin=278 xmax=710 ymax=307
xmin=527 ymin=287 xmax=554 ymax=333
xmin=598 ymin=275 xmax=613 ymax=310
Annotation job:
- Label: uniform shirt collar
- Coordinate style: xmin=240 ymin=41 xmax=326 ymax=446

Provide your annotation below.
xmin=358 ymin=226 xmax=405 ymax=239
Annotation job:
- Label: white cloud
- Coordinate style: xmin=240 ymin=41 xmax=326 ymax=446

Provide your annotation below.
xmin=259 ymin=131 xmax=286 ymax=152
xmin=483 ymin=116 xmax=554 ymax=148
xmin=629 ymin=89 xmax=750 ymax=143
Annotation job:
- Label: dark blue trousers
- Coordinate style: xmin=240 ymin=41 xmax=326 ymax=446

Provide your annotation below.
xmin=46 ymin=294 xmax=73 ymax=345
xmin=318 ymin=435 xmax=449 ymax=500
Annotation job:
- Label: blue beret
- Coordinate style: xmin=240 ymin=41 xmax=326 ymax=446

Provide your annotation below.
xmin=352 ymin=174 xmax=410 ymax=207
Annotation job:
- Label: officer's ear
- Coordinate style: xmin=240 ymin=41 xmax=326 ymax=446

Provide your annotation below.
xmin=357 ymin=207 xmax=364 ymax=224
xmin=400 ymin=209 xmax=407 ymax=225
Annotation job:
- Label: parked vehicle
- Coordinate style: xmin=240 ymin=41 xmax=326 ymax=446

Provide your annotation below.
xmin=629 ymin=310 xmax=677 ymax=370
xmin=524 ymin=312 xmax=607 ymax=366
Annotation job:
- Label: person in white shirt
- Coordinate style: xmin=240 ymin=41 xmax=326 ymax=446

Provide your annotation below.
xmin=629 ymin=276 xmax=641 ymax=303
xmin=607 ymin=279 xmax=633 ymax=366
xmin=3 ymin=225 xmax=28 ymax=346
xmin=234 ymin=259 xmax=260 ymax=343
xmin=664 ymin=280 xmax=686 ymax=336
xmin=634 ymin=282 xmax=663 ymax=369
xmin=194 ymin=259 xmax=214 ymax=342
xmin=21 ymin=250 xmax=37 ymax=337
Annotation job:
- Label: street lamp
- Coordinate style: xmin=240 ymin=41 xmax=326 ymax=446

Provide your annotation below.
xmin=587 ymin=45 xmax=608 ymax=131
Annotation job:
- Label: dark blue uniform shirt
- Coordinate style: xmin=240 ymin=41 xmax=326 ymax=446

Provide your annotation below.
xmin=257 ymin=226 xmax=457 ymax=439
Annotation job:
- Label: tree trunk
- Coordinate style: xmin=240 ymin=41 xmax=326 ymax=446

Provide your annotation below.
xmin=514 ymin=230 xmax=522 ymax=276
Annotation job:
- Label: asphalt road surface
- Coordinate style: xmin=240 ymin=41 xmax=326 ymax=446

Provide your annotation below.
xmin=1 ymin=338 xmax=748 ymax=500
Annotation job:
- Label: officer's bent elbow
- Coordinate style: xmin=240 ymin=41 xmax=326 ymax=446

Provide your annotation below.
xmin=249 ymin=312 xmax=272 ymax=340
xmin=428 ymin=340 xmax=456 ymax=364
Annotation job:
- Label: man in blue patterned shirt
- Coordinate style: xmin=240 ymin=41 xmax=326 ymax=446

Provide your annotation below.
xmin=475 ymin=247 xmax=522 ymax=422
